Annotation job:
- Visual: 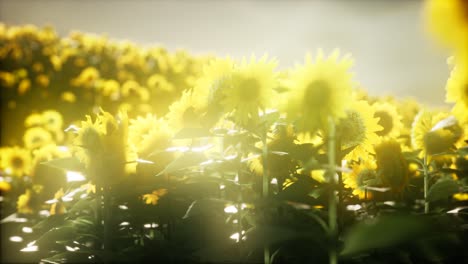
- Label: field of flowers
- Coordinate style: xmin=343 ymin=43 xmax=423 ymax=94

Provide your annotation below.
xmin=1 ymin=1 xmax=468 ymax=263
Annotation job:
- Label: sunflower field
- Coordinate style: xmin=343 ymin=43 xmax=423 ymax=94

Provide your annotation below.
xmin=1 ymin=1 xmax=468 ymax=263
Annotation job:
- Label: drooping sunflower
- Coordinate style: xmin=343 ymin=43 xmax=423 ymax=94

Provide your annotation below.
xmin=282 ymin=49 xmax=355 ymax=134
xmin=338 ymin=100 xmax=383 ymax=161
xmin=445 ymin=66 xmax=468 ymax=123
xmin=23 ymin=127 xmax=53 ymax=150
xmin=374 ymin=140 xmax=409 ymax=193
xmin=0 ymin=146 xmax=32 ymax=177
xmin=343 ymin=157 xmax=377 ymax=199
xmin=371 ymin=101 xmax=403 ymax=139
xmin=411 ymin=110 xmax=462 ymax=156
xmin=221 ymin=55 xmax=278 ymax=127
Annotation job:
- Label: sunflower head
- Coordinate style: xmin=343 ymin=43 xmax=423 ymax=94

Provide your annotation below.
xmin=23 ymin=127 xmax=53 ymax=150
xmin=166 ymin=90 xmax=207 ymax=130
xmin=282 ymin=49 xmax=355 ymax=134
xmin=372 ymin=101 xmax=403 ymax=139
xmin=0 ymin=146 xmax=32 ymax=177
xmin=446 ymin=66 xmax=468 ymax=123
xmin=374 ymin=140 xmax=409 ymax=193
xmin=343 ymin=158 xmax=377 ymax=199
xmin=42 ymin=110 xmax=64 ymax=132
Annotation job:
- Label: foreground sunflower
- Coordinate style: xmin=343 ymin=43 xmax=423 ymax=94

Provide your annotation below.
xmin=424 ymin=0 xmax=468 ymax=61
xmin=221 ymin=55 xmax=278 ymax=127
xmin=166 ymin=90 xmax=207 ymax=131
xmin=282 ymin=49 xmax=355 ymax=133
xmin=372 ymin=101 xmax=403 ymax=140
xmin=338 ymin=100 xmax=382 ymax=161
xmin=445 ymin=66 xmax=468 ymax=123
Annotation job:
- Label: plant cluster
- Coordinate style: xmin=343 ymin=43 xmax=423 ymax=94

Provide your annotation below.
xmin=1 ymin=1 xmax=468 ymax=263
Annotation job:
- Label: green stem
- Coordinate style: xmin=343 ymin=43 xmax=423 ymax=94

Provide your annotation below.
xmin=423 ymin=154 xmax=429 ymax=214
xmin=103 ymin=186 xmax=112 ymax=263
xmin=95 ymin=184 xmax=102 ymax=250
xmin=262 ymin=129 xmax=270 ymax=264
xmin=327 ymin=117 xmax=338 ymax=264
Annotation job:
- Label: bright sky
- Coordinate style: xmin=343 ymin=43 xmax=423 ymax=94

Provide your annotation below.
xmin=0 ymin=0 xmax=451 ymax=106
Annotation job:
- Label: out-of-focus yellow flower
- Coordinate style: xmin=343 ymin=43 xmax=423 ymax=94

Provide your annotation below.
xmin=17 ymin=189 xmax=33 ymax=214
xmin=42 ymin=110 xmax=63 ymax=132
xmin=0 ymin=181 xmax=12 ymax=192
xmin=0 ymin=71 xmax=16 ymax=87
xmin=25 ymin=113 xmax=44 ymax=127
xmin=221 ymin=55 xmax=278 ymax=126
xmin=396 ymin=98 xmax=421 ymax=136
xmin=35 ymin=74 xmax=50 ymax=87
xmin=50 ymin=55 xmax=63 ymax=71
xmin=71 ymin=67 xmax=100 ymax=88
xmin=343 ymin=158 xmax=377 ymax=199
xmin=121 ymin=80 xmax=150 ymax=101
xmin=61 ymin=91 xmax=76 ymax=103
xmin=23 ymin=127 xmax=53 ymax=149
xmin=97 ymin=79 xmax=120 ymax=99
xmin=338 ymin=100 xmax=382 ymax=161
xmin=445 ymin=66 xmax=468 ymax=123
xmin=142 ymin=189 xmax=168 ymax=205
xmin=282 ymin=49 xmax=355 ymax=133
xmin=32 ymin=62 xmax=44 ymax=73
xmin=0 ymin=147 xmax=32 ymax=177
xmin=128 ymin=114 xmax=173 ymax=157
xmin=374 ymin=140 xmax=409 ymax=193
xmin=147 ymin=74 xmax=175 ymax=92
xmin=18 ymin=79 xmax=31 ymax=95
xmin=372 ymin=101 xmax=403 ymax=139
xmin=424 ymin=0 xmax=468 ymax=58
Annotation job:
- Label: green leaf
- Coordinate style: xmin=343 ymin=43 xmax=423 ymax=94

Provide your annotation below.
xmin=341 ymin=215 xmax=431 ymax=256
xmin=427 ymin=178 xmax=459 ymax=202
xmin=41 ymin=252 xmax=96 ymax=264
xmin=156 ymin=152 xmax=207 ymax=176
xmin=183 ymin=198 xmax=228 ymax=219
xmin=41 ymin=157 xmax=85 ymax=172
xmin=36 ymin=226 xmax=76 ymax=247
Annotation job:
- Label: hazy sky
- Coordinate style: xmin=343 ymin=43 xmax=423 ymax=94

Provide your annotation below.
xmin=0 ymin=0 xmax=451 ymax=106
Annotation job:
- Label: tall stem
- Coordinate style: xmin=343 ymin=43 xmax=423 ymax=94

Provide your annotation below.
xmin=103 ymin=186 xmax=112 ymax=263
xmin=423 ymin=154 xmax=429 ymax=214
xmin=262 ymin=130 xmax=270 ymax=264
xmin=328 ymin=117 xmax=338 ymax=264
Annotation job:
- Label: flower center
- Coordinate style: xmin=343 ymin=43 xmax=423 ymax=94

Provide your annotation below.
xmin=304 ymin=80 xmax=331 ymax=109
xmin=338 ymin=110 xmax=367 ymax=149
xmin=374 ymin=110 xmax=393 ymax=136
xmin=11 ymin=156 xmax=24 ymax=169
xmin=238 ymin=77 xmax=260 ymax=102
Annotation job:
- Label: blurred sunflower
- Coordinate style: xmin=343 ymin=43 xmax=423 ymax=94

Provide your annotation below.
xmin=282 ymin=49 xmax=355 ymax=133
xmin=17 ymin=189 xmax=33 ymax=214
xmin=221 ymin=55 xmax=278 ymax=126
xmin=71 ymin=66 xmax=100 ymax=88
xmin=192 ymin=57 xmax=234 ymax=124
xmin=142 ymin=188 xmax=168 ymax=205
xmin=374 ymin=140 xmax=409 ymax=193
xmin=74 ymin=109 xmax=133 ymax=185
xmin=445 ymin=66 xmax=468 ymax=123
xmin=338 ymin=100 xmax=382 ymax=161
xmin=411 ymin=110 xmax=462 ymax=156
xmin=42 ymin=110 xmax=63 ymax=132
xmin=24 ymin=113 xmax=44 ymax=127
xmin=23 ymin=127 xmax=53 ymax=150
xmin=372 ymin=101 xmax=403 ymax=139
xmin=0 ymin=146 xmax=32 ymax=177
xmin=31 ymin=144 xmax=71 ymax=176
xmin=343 ymin=157 xmax=377 ymax=199
xmin=49 ymin=188 xmax=66 ymax=215
xmin=128 ymin=114 xmax=174 ymax=157
xmin=424 ymin=0 xmax=468 ymax=59
xmin=166 ymin=90 xmax=207 ymax=130
xmin=121 ymin=80 xmax=150 ymax=102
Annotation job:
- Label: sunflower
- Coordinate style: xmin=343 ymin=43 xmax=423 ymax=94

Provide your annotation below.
xmin=121 ymin=80 xmax=150 ymax=101
xmin=338 ymin=100 xmax=382 ymax=161
xmin=192 ymin=57 xmax=234 ymax=125
xmin=374 ymin=140 xmax=409 ymax=193
xmin=42 ymin=110 xmax=63 ymax=132
xmin=424 ymin=0 xmax=468 ymax=56
xmin=282 ymin=49 xmax=355 ymax=134
xmin=445 ymin=66 xmax=468 ymax=123
xmin=128 ymin=114 xmax=174 ymax=157
xmin=142 ymin=188 xmax=168 ymax=205
xmin=74 ymin=109 xmax=132 ymax=185
xmin=17 ymin=189 xmax=33 ymax=214
xmin=166 ymin=90 xmax=207 ymax=131
xmin=372 ymin=101 xmax=403 ymax=139
xmin=24 ymin=113 xmax=44 ymax=127
xmin=23 ymin=127 xmax=53 ymax=149
xmin=221 ymin=55 xmax=278 ymax=127
xmin=343 ymin=157 xmax=377 ymax=199
xmin=0 ymin=146 xmax=32 ymax=177
xmin=71 ymin=67 xmax=100 ymax=88
xmin=411 ymin=110 xmax=462 ymax=156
